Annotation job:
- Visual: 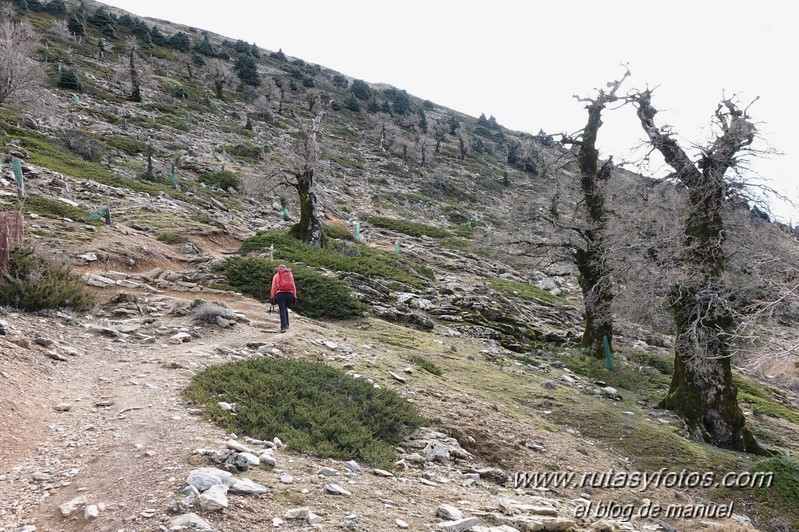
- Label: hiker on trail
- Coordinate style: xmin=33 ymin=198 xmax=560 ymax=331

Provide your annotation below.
xmin=270 ymin=264 xmax=297 ymax=332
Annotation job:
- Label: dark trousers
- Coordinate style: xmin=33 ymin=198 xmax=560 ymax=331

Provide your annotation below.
xmin=274 ymin=292 xmax=294 ymax=330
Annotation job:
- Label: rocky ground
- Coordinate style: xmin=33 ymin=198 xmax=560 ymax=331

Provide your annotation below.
xmin=0 ymin=240 xmax=763 ymax=532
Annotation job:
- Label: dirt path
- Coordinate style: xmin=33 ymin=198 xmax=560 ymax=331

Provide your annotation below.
xmin=0 ymin=284 xmax=293 ymax=531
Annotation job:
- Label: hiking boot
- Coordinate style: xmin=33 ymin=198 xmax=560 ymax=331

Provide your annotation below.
xmin=280 ymin=328 xmax=288 ymax=333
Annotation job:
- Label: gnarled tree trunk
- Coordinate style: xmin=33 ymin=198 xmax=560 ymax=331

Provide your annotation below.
xmin=289 ymin=103 xmax=328 ymax=247
xmin=570 ymin=71 xmax=629 ymax=358
xmin=632 ymin=90 xmax=769 ymax=454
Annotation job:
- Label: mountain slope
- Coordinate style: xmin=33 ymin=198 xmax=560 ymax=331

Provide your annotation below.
xmin=1 ymin=1 xmax=798 ymax=531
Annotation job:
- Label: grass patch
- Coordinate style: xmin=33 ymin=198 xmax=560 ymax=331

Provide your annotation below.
xmin=408 ymin=354 xmax=443 ymax=376
xmin=220 ymin=256 xmax=369 ymax=319
xmin=322 ymin=223 xmax=355 ymax=241
xmin=20 ymin=195 xmax=91 ymax=221
xmin=487 ymin=277 xmax=574 ymax=306
xmin=734 ymin=374 xmax=799 ymax=425
xmin=746 ymin=457 xmax=799 ymax=529
xmin=440 ymin=236 xmax=471 ymax=251
xmin=561 ymin=351 xmax=671 ymax=399
xmin=94 ymin=134 xmax=148 ymax=155
xmin=184 ymin=358 xmax=425 ymax=468
xmin=238 ymin=230 xmax=431 ymax=288
xmin=0 ymin=246 xmax=94 ymax=311
xmin=368 ymin=216 xmax=452 ymax=239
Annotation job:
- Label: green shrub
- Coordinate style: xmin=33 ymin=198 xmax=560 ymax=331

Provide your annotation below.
xmin=237 ymin=230 xmax=430 ymax=287
xmin=0 ymin=246 xmax=94 ymax=311
xmin=156 ymin=232 xmax=190 ymax=245
xmin=221 ymin=256 xmax=369 ymax=320
xmin=58 ymin=69 xmax=82 ymax=91
xmin=184 ymin=358 xmax=425 ymax=468
xmin=368 ymin=216 xmax=452 ymax=239
xmin=226 ymin=141 xmax=263 ymax=160
xmin=199 ymin=169 xmax=241 ymax=191
xmin=409 ymin=354 xmax=442 ymax=376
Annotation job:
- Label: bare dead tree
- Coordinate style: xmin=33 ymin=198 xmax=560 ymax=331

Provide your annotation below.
xmin=0 ymin=19 xmax=45 ymax=106
xmin=117 ymin=37 xmax=150 ymax=102
xmin=457 ymin=128 xmax=470 ymax=160
xmin=432 ymin=118 xmax=448 ymax=153
xmin=376 ymin=115 xmax=399 ymax=152
xmin=416 ymin=134 xmax=430 ymax=167
xmin=206 ymin=58 xmax=235 ymax=100
xmin=629 ymin=88 xmax=770 ymax=454
xmin=286 ymin=101 xmax=330 ymax=247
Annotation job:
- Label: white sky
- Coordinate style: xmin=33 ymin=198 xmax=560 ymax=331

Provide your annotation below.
xmin=98 ymin=0 xmax=798 ymax=224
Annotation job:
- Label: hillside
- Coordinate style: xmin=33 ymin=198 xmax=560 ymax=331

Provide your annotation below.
xmin=1 ymin=1 xmax=799 ymax=532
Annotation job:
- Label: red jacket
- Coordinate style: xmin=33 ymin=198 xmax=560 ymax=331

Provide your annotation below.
xmin=270 ymin=266 xmax=297 ymax=301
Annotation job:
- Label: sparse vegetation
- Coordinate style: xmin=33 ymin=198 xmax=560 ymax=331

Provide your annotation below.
xmin=487 ymin=277 xmax=574 ymax=306
xmin=184 ymin=358 xmax=425 ymax=467
xmin=368 ymin=216 xmax=452 ymax=239
xmin=156 ymin=231 xmax=190 ymax=245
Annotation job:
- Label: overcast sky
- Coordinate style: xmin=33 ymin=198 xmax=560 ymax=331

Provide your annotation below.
xmin=98 ymin=0 xmax=798 ymax=224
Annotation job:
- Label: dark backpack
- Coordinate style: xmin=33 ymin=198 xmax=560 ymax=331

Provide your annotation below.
xmin=276 ymin=268 xmax=295 ymax=293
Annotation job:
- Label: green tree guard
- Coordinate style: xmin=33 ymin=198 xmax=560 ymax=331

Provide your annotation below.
xmin=150 ymin=111 xmax=156 ymax=124
xmin=172 ymin=97 xmax=176 ymax=105
xmin=12 ymin=157 xmax=24 ymax=198
xmin=394 ymin=241 xmax=400 ymax=255
xmin=103 ymin=207 xmax=112 ymax=225
xmin=74 ymin=95 xmax=80 ymax=107
xmin=186 ymin=112 xmax=192 ymax=123
xmin=169 ymin=165 xmax=179 ymax=190
xmin=211 ymin=145 xmax=218 ymax=161
xmin=355 ymin=222 xmax=360 ymax=241
xmin=146 ymin=144 xmax=154 ymax=178
xmin=466 ymin=220 xmax=472 ymax=231
xmin=282 ymin=207 xmax=290 ymax=221
xmin=603 ymin=336 xmax=614 ymax=371
xmin=57 ymin=63 xmax=62 ymax=75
